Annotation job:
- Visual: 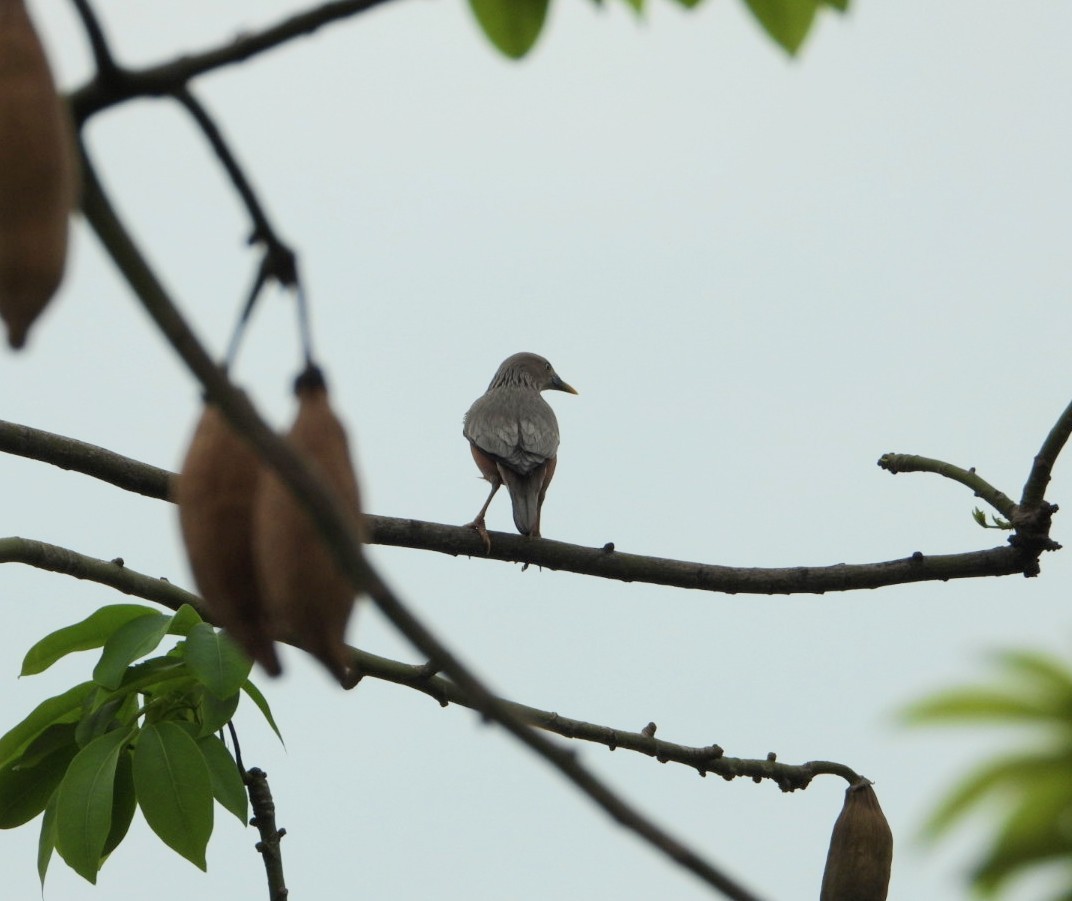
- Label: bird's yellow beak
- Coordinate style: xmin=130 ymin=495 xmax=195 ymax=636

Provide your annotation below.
xmin=552 ymin=375 xmax=578 ymax=395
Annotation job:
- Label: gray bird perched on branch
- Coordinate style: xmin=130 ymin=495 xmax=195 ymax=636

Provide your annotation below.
xmin=463 ymin=352 xmax=577 ymax=546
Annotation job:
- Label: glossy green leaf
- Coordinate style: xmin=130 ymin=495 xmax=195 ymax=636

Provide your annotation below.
xmin=102 ymin=750 xmax=136 ymax=859
xmin=116 ymin=655 xmax=188 ymax=694
xmin=198 ymin=736 xmax=248 ymax=823
xmin=133 ymin=722 xmax=212 ymax=870
xmin=0 ymin=739 xmax=79 ymax=828
xmin=198 ymin=690 xmax=240 ymax=739
xmin=241 ymin=679 xmax=284 ymax=745
xmin=17 ymin=722 xmax=78 ymax=769
xmin=21 ymin=605 xmax=160 ymax=676
xmin=469 ymin=0 xmax=549 ymax=59
xmin=38 ymin=789 xmax=58 ymax=888
xmin=742 ymin=0 xmax=818 ymax=54
xmin=75 ymin=694 xmax=126 ymax=748
xmin=93 ymin=613 xmax=174 ymax=689
xmin=0 ymin=681 xmax=95 ymax=770
xmin=169 ymin=604 xmax=204 ymax=636
xmin=184 ymin=624 xmax=252 ymax=700
xmin=55 ymin=727 xmax=131 ymax=883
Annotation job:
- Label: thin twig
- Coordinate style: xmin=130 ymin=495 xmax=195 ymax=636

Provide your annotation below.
xmin=170 ymin=86 xmax=305 ymax=365
xmin=877 ymin=453 xmax=1016 ymax=518
xmin=78 ymin=144 xmax=763 ymax=901
xmin=68 ymin=0 xmax=120 ymax=79
xmin=245 ymin=767 xmax=288 ymax=901
xmin=0 ymin=418 xmax=1039 ymax=592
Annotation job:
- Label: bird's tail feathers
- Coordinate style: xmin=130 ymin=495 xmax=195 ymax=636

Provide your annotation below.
xmin=500 ymin=467 xmax=540 ymax=536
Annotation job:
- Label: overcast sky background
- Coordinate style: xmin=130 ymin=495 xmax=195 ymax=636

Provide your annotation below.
xmin=2 ymin=1 xmax=1071 ymax=898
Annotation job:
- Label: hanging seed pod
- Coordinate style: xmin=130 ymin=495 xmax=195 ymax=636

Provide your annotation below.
xmin=175 ymin=402 xmax=281 ymax=676
xmin=252 ymin=366 xmax=367 ymax=684
xmin=0 ymin=0 xmax=78 ymax=350
xmin=820 ymin=780 xmax=893 ymax=901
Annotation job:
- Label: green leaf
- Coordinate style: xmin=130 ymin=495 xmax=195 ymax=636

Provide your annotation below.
xmin=902 ymin=688 xmax=1054 ymax=725
xmin=619 ymin=0 xmax=643 ymax=12
xmin=198 ymin=736 xmax=248 ymax=823
xmin=923 ymin=752 xmax=1070 ymax=837
xmin=0 ymin=739 xmax=79 ymax=828
xmin=38 ymin=789 xmax=58 ymax=888
xmin=993 ymin=649 xmax=1072 ymax=697
xmin=0 ymin=681 xmax=95 ymax=770
xmin=133 ymin=722 xmax=213 ymax=870
xmin=184 ymin=624 xmax=252 ymax=700
xmin=21 ymin=605 xmax=161 ymax=676
xmin=102 ymin=750 xmax=136 ymax=859
xmin=198 ymin=690 xmax=240 ymax=739
xmin=55 ymin=727 xmax=131 ymax=884
xmin=93 ymin=613 xmax=174 ymax=689
xmin=169 ymin=604 xmax=204 ymax=636
xmin=974 ymin=769 xmax=1072 ymax=893
xmin=18 ymin=722 xmax=78 ymax=768
xmin=241 ymin=679 xmax=284 ymax=745
xmin=741 ymin=0 xmax=818 ymax=54
xmin=468 ymin=0 xmax=549 ymax=59
xmin=75 ymin=694 xmax=126 ymax=748
xmin=821 ymin=0 xmax=847 ymax=10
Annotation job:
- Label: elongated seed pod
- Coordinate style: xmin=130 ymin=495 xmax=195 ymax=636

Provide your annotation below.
xmin=175 ymin=403 xmax=281 ymax=676
xmin=0 ymin=0 xmax=77 ymax=350
xmin=252 ymin=366 xmax=367 ymax=684
xmin=820 ymin=780 xmax=893 ymax=901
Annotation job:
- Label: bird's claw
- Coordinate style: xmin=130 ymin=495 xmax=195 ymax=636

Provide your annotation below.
xmin=466 ymin=518 xmax=492 ymax=554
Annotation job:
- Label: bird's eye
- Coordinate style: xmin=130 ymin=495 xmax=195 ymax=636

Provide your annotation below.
xmin=545 ymin=362 xmax=551 ymax=371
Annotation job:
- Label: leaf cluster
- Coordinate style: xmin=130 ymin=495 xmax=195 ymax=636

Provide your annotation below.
xmin=904 ymin=650 xmax=1072 ymax=898
xmin=0 ymin=604 xmax=280 ymax=885
xmin=468 ymin=0 xmax=850 ymax=60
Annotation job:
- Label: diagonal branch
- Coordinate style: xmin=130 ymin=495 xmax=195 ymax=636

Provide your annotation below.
xmin=69 ymin=0 xmax=400 ymax=123
xmin=1020 ymin=397 xmax=1072 ymax=509
xmin=77 ymin=143 xmax=763 ymax=901
xmin=0 ymin=418 xmax=1039 ymax=591
xmin=0 ymin=537 xmax=864 ymax=793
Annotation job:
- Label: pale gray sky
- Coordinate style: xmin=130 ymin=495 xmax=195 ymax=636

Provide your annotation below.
xmin=3 ymin=1 xmax=1071 ymax=898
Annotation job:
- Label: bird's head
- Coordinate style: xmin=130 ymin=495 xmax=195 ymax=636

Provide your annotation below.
xmin=491 ymin=352 xmax=578 ymax=395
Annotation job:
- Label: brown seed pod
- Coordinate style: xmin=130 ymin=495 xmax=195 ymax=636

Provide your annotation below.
xmin=0 ymin=0 xmax=78 ymax=350
xmin=175 ymin=402 xmax=281 ymax=676
xmin=252 ymin=366 xmax=367 ymax=684
xmin=820 ymin=780 xmax=893 ymax=901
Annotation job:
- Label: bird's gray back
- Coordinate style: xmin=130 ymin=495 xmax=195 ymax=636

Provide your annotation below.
xmin=464 ymin=387 xmax=559 ymax=476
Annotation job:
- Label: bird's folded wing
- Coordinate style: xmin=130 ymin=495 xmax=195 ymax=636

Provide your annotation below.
xmin=464 ymin=389 xmax=559 ymax=475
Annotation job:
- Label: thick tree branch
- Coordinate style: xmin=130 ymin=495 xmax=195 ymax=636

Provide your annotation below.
xmin=0 ymin=538 xmax=863 ymax=793
xmin=69 ymin=0 xmax=398 ymax=124
xmin=78 ymin=145 xmax=761 ymax=901
xmin=0 ymin=418 xmax=1043 ymax=592
xmin=0 ymin=419 xmax=174 ymax=500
